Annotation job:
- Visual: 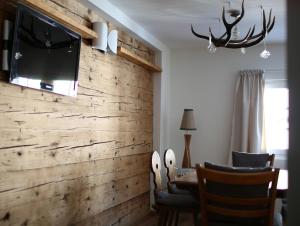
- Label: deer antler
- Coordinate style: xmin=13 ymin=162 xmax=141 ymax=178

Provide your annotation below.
xmin=191 ymin=0 xmax=275 ymax=49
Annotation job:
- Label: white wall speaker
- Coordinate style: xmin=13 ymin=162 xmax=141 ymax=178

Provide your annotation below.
xmin=2 ymin=20 xmax=13 ymax=71
xmin=107 ymin=30 xmax=118 ymax=54
xmin=92 ymin=22 xmax=108 ymax=52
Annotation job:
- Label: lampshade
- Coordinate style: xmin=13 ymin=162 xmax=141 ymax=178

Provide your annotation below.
xmin=180 ymin=109 xmax=197 ymax=130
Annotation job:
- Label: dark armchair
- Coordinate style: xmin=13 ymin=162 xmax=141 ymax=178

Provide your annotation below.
xmin=232 ymin=151 xmax=275 ymax=167
xmin=196 ymin=162 xmax=281 ymax=226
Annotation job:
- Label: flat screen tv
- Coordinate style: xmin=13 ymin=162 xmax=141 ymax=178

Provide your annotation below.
xmin=9 ymin=4 xmax=81 ymax=97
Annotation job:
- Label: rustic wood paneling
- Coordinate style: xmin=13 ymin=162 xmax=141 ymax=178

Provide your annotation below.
xmin=0 ymin=0 xmax=155 ymax=225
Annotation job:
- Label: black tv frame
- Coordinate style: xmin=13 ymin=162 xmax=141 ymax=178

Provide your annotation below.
xmin=9 ymin=3 xmax=81 ymax=96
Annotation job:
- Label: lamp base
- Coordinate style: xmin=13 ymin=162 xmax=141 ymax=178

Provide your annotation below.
xmin=182 ymin=134 xmax=192 ymax=168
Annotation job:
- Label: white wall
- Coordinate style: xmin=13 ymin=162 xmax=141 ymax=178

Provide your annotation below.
xmin=169 ymin=44 xmax=287 ymax=167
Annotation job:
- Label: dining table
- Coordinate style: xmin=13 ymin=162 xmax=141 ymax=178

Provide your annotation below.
xmin=172 ymin=168 xmax=288 ymax=198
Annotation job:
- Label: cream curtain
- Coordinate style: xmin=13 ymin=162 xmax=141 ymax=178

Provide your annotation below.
xmin=229 ymin=70 xmax=265 ymax=158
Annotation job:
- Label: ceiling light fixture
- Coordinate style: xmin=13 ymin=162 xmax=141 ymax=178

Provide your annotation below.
xmin=191 ymin=0 xmax=275 ymax=52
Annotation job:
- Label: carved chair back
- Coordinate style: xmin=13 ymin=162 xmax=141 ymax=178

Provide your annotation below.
xmin=164 ymin=148 xmax=177 ymax=182
xmin=151 ymin=151 xmax=163 ymax=194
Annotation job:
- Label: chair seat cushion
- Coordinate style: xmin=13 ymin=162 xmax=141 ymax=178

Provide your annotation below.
xmin=176 ymin=167 xmax=195 ymax=175
xmin=156 ymin=191 xmax=199 ymax=209
xmin=168 ymin=183 xmax=191 ymax=195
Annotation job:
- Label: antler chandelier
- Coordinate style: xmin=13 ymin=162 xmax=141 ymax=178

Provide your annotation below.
xmin=191 ymin=0 xmax=275 ymax=52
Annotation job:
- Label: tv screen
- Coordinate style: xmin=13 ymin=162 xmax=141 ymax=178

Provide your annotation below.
xmin=9 ymin=4 xmax=81 ymax=97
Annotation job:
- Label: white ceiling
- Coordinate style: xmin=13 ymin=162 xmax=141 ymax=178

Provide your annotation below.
xmin=106 ymin=0 xmax=286 ymax=48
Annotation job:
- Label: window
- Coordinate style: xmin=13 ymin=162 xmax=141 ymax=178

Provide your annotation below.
xmin=263 ymin=70 xmax=289 ymax=155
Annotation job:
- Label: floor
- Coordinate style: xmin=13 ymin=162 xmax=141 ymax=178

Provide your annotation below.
xmin=133 ymin=209 xmax=285 ymax=226
xmin=133 ymin=211 xmax=194 ymax=226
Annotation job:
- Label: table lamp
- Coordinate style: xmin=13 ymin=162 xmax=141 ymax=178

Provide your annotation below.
xmin=180 ymin=109 xmax=197 ymax=168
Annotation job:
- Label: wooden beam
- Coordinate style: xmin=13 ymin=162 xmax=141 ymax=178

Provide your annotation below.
xmin=117 ymin=46 xmax=162 ymax=73
xmin=21 ymin=0 xmax=98 ymax=39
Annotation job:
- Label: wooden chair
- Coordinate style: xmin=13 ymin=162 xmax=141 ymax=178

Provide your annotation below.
xmin=164 ymin=149 xmax=177 ymax=183
xmin=232 ymin=151 xmax=275 ymax=167
xmin=281 ymin=199 xmax=287 ymax=226
xmin=151 ymin=151 xmax=199 ymax=226
xmin=196 ymin=164 xmax=280 ymax=226
xmin=164 ymin=148 xmax=191 ymax=195
xmin=269 ymin=154 xmax=275 ymax=167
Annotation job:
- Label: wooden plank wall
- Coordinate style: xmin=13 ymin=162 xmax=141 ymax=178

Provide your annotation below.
xmin=0 ymin=0 xmax=155 ymax=225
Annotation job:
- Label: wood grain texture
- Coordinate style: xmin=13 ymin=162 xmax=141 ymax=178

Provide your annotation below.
xmin=117 ymin=47 xmax=162 ymax=72
xmin=21 ymin=0 xmax=98 ymax=39
xmin=0 ymin=0 xmax=155 ymax=225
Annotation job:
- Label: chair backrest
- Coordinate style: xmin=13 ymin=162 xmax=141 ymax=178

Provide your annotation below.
xmin=196 ymin=163 xmax=279 ymax=226
xmin=151 ymin=151 xmax=163 ymax=194
xmin=232 ymin=151 xmax=275 ymax=167
xmin=268 ymin=154 xmax=275 ymax=167
xmin=164 ymin=148 xmax=177 ymax=182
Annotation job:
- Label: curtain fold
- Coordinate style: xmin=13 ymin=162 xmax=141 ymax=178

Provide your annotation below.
xmin=229 ymin=70 xmax=265 ymax=159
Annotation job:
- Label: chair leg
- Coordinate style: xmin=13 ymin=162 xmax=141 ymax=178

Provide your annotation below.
xmin=167 ymin=210 xmax=174 ymax=226
xmin=163 ymin=208 xmax=170 ymax=226
xmin=158 ymin=207 xmax=168 ymax=226
xmin=193 ymin=211 xmax=199 ymax=226
xmin=174 ymin=211 xmax=180 ymax=226
xmin=158 ymin=210 xmax=164 ymax=226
